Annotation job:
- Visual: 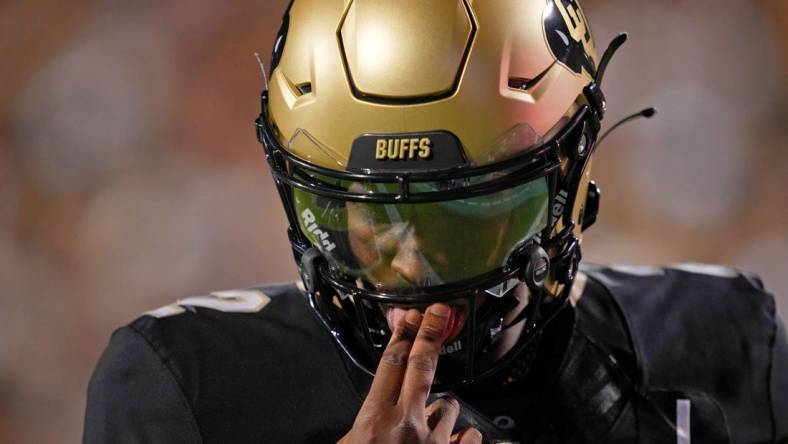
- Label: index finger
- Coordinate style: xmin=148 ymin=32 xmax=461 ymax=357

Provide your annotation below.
xmin=399 ymin=303 xmax=451 ymax=409
xmin=365 ymin=308 xmax=422 ymax=406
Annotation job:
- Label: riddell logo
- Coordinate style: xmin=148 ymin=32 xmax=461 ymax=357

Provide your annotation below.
xmin=301 ymin=208 xmax=336 ymax=252
xmin=375 ymin=137 xmax=432 ymax=161
xmin=440 ymin=339 xmax=462 ymax=355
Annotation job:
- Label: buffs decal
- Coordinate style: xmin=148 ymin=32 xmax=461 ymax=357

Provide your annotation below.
xmin=348 ymin=131 xmax=466 ymax=172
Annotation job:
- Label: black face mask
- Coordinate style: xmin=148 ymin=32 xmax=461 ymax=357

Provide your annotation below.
xmin=259 ymin=93 xmax=594 ymax=388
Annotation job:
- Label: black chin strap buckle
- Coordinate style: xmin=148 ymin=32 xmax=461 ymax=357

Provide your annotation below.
xmin=555 ymin=240 xmax=582 ymax=286
xmin=497 ymin=244 xmax=550 ymax=332
xmin=581 ymin=181 xmax=600 ymax=231
xmin=518 ymin=243 xmax=550 ymax=296
xmin=582 ymin=33 xmax=629 ymax=131
xmin=299 ymin=247 xmax=325 ymax=294
xmin=583 ymin=82 xmax=606 ymax=129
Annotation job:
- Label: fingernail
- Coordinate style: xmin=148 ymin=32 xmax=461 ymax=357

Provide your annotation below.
xmin=467 ymin=428 xmax=482 ymax=440
xmin=405 ymin=309 xmax=422 ymax=326
xmin=429 ymin=303 xmax=450 ymax=317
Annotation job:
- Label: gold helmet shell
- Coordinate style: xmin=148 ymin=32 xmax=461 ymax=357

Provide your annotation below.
xmin=267 ymin=0 xmax=599 ymax=171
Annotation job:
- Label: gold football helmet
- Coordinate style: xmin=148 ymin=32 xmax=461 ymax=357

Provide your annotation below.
xmin=256 ymin=0 xmax=636 ymax=387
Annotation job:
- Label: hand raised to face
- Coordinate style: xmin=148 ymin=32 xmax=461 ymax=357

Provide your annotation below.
xmin=338 ymin=304 xmax=482 ymax=444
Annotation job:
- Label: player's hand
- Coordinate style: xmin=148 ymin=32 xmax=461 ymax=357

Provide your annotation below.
xmin=337 ymin=304 xmax=482 ymax=444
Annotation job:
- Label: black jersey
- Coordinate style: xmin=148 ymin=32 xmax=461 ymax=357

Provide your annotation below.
xmin=83 ymin=264 xmax=788 ymax=443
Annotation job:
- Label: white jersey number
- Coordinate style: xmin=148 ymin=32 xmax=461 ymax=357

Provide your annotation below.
xmin=145 ymin=289 xmax=270 ymax=318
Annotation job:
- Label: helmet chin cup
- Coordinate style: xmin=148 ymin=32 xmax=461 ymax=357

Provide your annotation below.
xmin=583 ymin=83 xmax=606 ymax=128
xmin=498 ymin=243 xmax=550 ymax=333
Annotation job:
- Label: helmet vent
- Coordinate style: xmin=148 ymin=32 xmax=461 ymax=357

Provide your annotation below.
xmin=295 ymin=82 xmax=312 ymax=96
xmin=508 ymin=77 xmax=536 ymax=91
xmin=507 ymin=65 xmax=551 ymax=92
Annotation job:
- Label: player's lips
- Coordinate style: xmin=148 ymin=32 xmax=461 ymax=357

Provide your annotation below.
xmin=386 ymin=304 xmax=467 ymax=344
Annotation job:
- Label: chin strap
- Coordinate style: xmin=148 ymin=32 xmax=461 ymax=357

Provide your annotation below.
xmin=494 ymin=244 xmax=550 ymax=333
xmin=298 ymin=247 xmax=323 ymax=294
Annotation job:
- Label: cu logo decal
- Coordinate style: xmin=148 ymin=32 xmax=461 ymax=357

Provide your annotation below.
xmin=543 ymin=0 xmax=597 ymax=76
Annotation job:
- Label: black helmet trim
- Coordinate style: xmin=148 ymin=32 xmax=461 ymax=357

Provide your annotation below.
xmin=257 ymin=92 xmax=591 ymax=204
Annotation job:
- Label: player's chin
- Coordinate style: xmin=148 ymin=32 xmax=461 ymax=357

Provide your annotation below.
xmin=385 ymin=304 xmax=467 ymax=344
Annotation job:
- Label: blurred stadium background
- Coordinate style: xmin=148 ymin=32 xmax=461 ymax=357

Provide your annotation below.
xmin=1 ymin=0 xmax=786 ymax=442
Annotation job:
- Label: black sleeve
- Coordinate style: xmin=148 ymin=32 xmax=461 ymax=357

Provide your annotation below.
xmin=83 ymin=326 xmax=203 ymax=444
xmin=771 ymin=312 xmax=788 ymax=441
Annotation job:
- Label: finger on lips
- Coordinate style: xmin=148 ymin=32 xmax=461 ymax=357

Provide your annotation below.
xmin=347 ymin=304 xmax=466 ymax=444
xmin=416 ymin=303 xmax=451 ymax=344
xmin=367 ymin=309 xmax=422 ymax=405
xmin=400 ymin=309 xmax=423 ymax=340
xmin=400 ymin=303 xmax=452 ymax=408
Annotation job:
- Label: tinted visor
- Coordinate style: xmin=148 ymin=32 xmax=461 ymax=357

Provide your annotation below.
xmin=293 ymin=176 xmax=549 ymax=291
